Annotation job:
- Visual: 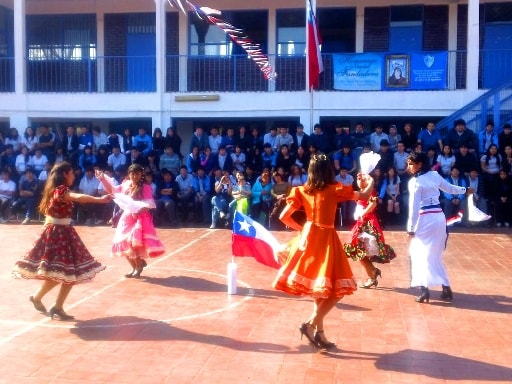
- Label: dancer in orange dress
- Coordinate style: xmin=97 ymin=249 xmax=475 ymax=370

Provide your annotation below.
xmin=13 ymin=162 xmax=113 ymax=320
xmin=273 ymin=154 xmax=374 ymax=349
xmin=96 ymin=164 xmax=165 ymax=278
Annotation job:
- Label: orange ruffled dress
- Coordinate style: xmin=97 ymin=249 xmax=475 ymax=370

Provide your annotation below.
xmin=273 ymin=184 xmax=358 ymax=298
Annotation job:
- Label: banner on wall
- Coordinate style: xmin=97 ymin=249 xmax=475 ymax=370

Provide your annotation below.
xmin=333 ymin=53 xmax=383 ymax=90
xmin=410 ymin=52 xmax=448 ymax=90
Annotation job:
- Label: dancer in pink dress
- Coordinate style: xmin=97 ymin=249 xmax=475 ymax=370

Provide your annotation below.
xmin=96 ymin=164 xmax=165 ymax=278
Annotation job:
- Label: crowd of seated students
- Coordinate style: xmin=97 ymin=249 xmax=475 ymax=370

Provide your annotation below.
xmin=1 ymin=118 xmax=512 ymax=229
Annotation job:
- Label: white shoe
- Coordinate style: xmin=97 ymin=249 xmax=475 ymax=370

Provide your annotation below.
xmin=21 ymin=217 xmax=30 ymax=225
xmin=505 ymin=222 xmax=510 ymax=227
xmin=496 ymin=222 xmax=502 ymax=227
xmin=219 ymin=212 xmax=226 ymax=219
xmin=0 ymin=218 xmax=7 ymax=224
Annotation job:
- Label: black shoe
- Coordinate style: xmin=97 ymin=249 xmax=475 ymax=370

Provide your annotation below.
xmin=49 ymin=307 xmax=75 ymax=321
xmin=29 ymin=296 xmax=47 ymax=313
xmin=314 ymin=331 xmax=336 ymax=350
xmin=440 ymin=285 xmax=453 ymax=301
xmin=415 ymin=286 xmax=430 ymax=303
xmin=299 ymin=323 xmax=318 ymax=348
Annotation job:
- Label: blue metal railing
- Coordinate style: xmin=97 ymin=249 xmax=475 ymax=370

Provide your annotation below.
xmin=436 ymin=78 xmax=512 ymax=135
xmin=0 ymin=49 xmax=510 ymax=94
xmin=0 ymin=57 xmax=14 ymax=92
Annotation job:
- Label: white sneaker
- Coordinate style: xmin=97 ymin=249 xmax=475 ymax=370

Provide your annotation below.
xmin=496 ymin=222 xmax=502 ymax=227
xmin=219 ymin=212 xmax=226 ymax=219
xmin=505 ymin=222 xmax=510 ymax=227
xmin=21 ymin=217 xmax=30 ymax=225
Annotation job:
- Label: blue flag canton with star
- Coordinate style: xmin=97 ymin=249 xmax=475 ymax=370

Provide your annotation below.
xmin=233 ymin=212 xmax=257 ymax=237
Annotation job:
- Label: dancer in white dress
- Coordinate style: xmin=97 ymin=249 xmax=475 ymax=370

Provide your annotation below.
xmin=406 ymin=152 xmax=474 ymax=303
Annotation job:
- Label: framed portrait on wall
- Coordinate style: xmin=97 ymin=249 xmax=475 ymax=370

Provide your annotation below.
xmin=385 ymin=54 xmax=410 ymax=88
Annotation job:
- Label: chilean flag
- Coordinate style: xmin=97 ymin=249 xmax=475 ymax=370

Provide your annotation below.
xmin=232 ymin=211 xmax=282 ymax=269
xmin=307 ymin=0 xmax=323 ymax=90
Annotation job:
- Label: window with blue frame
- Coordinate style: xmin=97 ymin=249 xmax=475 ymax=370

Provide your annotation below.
xmin=389 ymin=5 xmax=423 ymax=52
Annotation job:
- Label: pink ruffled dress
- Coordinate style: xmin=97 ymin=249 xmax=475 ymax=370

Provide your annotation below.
xmin=111 ymin=180 xmax=165 ymax=259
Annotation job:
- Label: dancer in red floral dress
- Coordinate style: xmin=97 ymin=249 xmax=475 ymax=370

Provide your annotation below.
xmin=13 ymin=162 xmax=113 ymax=320
xmin=343 ymin=175 xmax=397 ymax=289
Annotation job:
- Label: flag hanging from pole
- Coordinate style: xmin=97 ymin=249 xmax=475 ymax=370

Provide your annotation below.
xmin=232 ymin=211 xmax=282 ymax=269
xmin=307 ymin=0 xmax=323 ymax=90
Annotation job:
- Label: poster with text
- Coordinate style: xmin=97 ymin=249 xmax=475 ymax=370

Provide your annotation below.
xmin=333 ymin=53 xmax=382 ymax=90
xmin=410 ymin=52 xmax=448 ymax=90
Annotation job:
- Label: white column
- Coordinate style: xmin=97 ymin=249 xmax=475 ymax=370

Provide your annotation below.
xmin=96 ymin=7 xmax=105 ymax=93
xmin=154 ymin=0 xmax=169 ymax=130
xmin=178 ymin=11 xmax=188 ymax=92
xmin=466 ymin=0 xmax=480 ymax=90
xmin=13 ymin=0 xmax=25 ymax=95
xmin=355 ymin=4 xmax=365 ymax=53
xmin=267 ymin=6 xmax=276 ymax=92
xmin=155 ymin=0 xmax=166 ymax=95
xmin=448 ymin=2 xmax=458 ymax=90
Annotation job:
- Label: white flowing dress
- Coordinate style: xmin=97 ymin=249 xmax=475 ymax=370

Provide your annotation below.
xmin=407 ymin=171 xmax=466 ymax=288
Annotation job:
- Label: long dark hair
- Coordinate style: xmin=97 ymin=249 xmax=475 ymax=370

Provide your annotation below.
xmin=407 ymin=151 xmax=431 ymax=175
xmin=127 ymin=163 xmax=145 ymax=200
xmin=39 ymin=162 xmax=73 ymax=215
xmin=484 ymin=144 xmax=501 ymax=168
xmin=304 ymin=153 xmax=336 ymax=193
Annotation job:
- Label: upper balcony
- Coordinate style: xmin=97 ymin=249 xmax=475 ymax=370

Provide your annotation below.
xmin=1 ymin=49 xmax=511 ymax=94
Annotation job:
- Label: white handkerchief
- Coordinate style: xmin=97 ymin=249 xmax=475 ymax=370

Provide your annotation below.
xmin=359 ymin=151 xmax=381 ymax=174
xmin=113 ymin=193 xmax=150 ymax=214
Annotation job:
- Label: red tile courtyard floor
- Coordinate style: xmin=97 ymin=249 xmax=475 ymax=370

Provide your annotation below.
xmin=0 ymin=223 xmax=511 ymax=384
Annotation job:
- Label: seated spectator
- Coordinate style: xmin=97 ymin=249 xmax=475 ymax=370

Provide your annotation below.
xmin=376 ymin=139 xmax=394 ymax=174
xmin=77 ymin=167 xmax=101 ymax=225
xmin=155 ymin=168 xmax=178 ymax=227
xmin=494 ymin=170 xmax=512 ymax=227
xmin=78 ymin=145 xmax=97 ymax=172
xmin=210 ymin=169 xmax=233 ymax=228
xmin=231 ymin=144 xmax=247 ymax=173
xmin=1 ymin=144 xmax=17 ymax=177
xmin=146 ymin=150 xmax=160 ymax=177
xmin=107 ymin=145 xmax=127 ymax=172
xmin=15 ymin=146 xmax=30 ymax=178
xmin=441 ymin=166 xmax=467 ymax=220
xmin=201 ymin=147 xmax=216 ymax=176
xmin=333 ymin=144 xmax=356 ymax=174
xmin=38 ymin=162 xmax=53 ymax=184
xmin=12 ymin=167 xmax=39 ymax=224
xmin=193 ymin=166 xmax=211 ymax=225
xmin=96 ymin=144 xmax=109 ymax=170
xmin=480 ymin=144 xmax=502 ymax=202
xmin=437 ymin=144 xmax=456 ymax=177
xmin=127 ymin=146 xmax=148 ymax=168
xmin=269 ymin=171 xmax=291 ymax=230
xmin=251 ymin=171 xmax=273 ymax=226
xmin=335 ymin=167 xmax=355 ymax=227
xmin=229 ymin=172 xmax=252 ymax=219
xmin=97 ymin=166 xmax=118 ymax=225
xmin=275 ymin=144 xmax=294 ymax=177
xmin=455 ymin=143 xmax=479 ymax=178
xmin=159 ymin=145 xmax=181 ymax=177
xmin=261 ymin=143 xmax=277 ymax=172
xmin=30 ymin=147 xmax=49 ymax=175
xmin=394 ymin=141 xmax=409 ymax=191
xmin=467 ymin=168 xmax=487 ymax=223
xmin=384 ymin=167 xmax=402 ymax=225
xmin=186 ymin=145 xmax=201 ymax=175
xmin=478 ymin=121 xmax=499 ymax=157
xmin=288 ymin=164 xmax=307 ymax=187
xmin=175 ymin=166 xmax=195 ymax=223
xmin=0 ymin=168 xmax=16 ymax=223
xmin=132 ymin=127 xmax=153 ymax=157
xmin=214 ymin=145 xmax=233 ymax=173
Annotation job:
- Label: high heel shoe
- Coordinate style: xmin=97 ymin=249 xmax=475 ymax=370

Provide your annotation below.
xmin=49 ymin=307 xmax=75 ymax=321
xmin=314 ymin=331 xmax=336 ymax=350
xmin=415 ymin=286 xmax=430 ymax=303
xmin=360 ymin=278 xmax=378 ymax=289
xmin=29 ymin=296 xmax=47 ymax=313
xmin=360 ymin=268 xmax=381 ymax=289
xmin=299 ymin=323 xmax=318 ymax=347
xmin=440 ymin=285 xmax=453 ymax=301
